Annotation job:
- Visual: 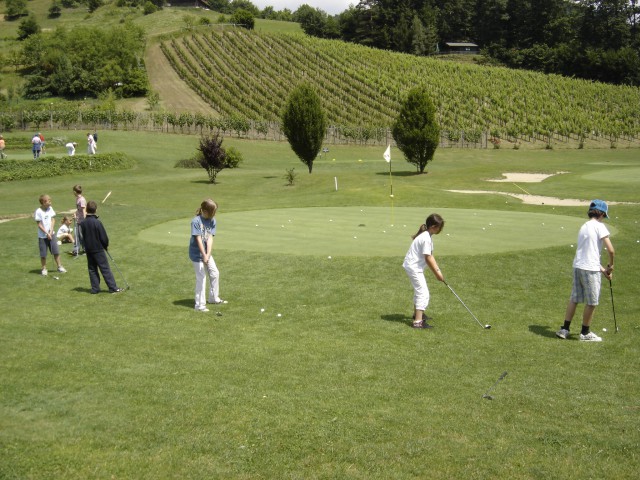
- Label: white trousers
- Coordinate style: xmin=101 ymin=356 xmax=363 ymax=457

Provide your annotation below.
xmin=404 ymin=267 xmax=430 ymax=311
xmin=192 ymin=257 xmax=220 ymax=309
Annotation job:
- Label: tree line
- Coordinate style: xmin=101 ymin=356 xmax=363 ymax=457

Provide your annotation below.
xmin=294 ymin=0 xmax=640 ymax=87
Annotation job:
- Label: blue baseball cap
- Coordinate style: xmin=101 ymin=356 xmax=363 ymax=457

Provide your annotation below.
xmin=589 ymin=199 xmax=609 ymax=218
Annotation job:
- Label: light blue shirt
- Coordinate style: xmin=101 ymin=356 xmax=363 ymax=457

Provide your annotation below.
xmin=189 ymin=215 xmax=216 ymax=262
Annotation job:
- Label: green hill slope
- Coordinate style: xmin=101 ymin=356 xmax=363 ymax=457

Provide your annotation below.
xmin=158 ymin=28 xmax=640 ymax=144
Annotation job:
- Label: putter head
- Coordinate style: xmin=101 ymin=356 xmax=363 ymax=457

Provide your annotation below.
xmin=484 ymin=324 xmax=492 ymax=329
xmin=482 ymin=394 xmax=493 ymax=400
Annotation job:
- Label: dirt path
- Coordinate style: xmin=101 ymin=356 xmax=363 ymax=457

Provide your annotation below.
xmin=145 ymin=42 xmax=217 ymax=115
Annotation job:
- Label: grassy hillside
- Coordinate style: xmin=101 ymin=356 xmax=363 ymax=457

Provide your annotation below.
xmin=158 ymin=28 xmax=640 ymax=145
xmin=2 ymin=3 xmax=639 ymax=147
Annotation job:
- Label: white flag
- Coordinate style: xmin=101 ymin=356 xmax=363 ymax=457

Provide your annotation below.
xmin=383 ymin=145 xmax=391 ymax=163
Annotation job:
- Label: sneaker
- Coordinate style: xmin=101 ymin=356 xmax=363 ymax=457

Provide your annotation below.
xmin=41 ymin=268 xmax=48 ymax=276
xmin=208 ymin=299 xmax=227 ymax=304
xmin=57 ymin=266 xmax=67 ymax=273
xmin=195 ymin=307 xmax=210 ymax=312
xmin=110 ymin=288 xmax=125 ymax=294
xmin=580 ymin=331 xmax=602 ymax=342
xmin=412 ymin=321 xmax=433 ymax=329
xmin=556 ymin=328 xmax=570 ymax=339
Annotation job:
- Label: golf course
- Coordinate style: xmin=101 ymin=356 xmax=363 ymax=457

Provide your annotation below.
xmin=1 ymin=130 xmax=639 ymax=478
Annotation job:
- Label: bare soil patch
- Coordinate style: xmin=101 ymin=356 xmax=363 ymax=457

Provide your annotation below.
xmin=145 ymin=43 xmax=217 ymax=115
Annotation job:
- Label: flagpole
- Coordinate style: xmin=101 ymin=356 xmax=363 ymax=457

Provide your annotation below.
xmin=383 ymin=144 xmax=394 ymax=226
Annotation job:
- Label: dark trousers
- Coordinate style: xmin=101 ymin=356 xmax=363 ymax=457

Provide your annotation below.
xmin=87 ymin=250 xmax=118 ymax=293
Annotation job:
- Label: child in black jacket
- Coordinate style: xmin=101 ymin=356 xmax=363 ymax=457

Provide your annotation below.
xmin=80 ymin=200 xmax=123 ymax=294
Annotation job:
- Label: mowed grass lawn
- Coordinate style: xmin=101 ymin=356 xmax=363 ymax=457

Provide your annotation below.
xmin=1 ymin=130 xmax=639 ymax=479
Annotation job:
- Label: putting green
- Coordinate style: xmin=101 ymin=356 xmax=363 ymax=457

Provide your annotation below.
xmin=139 ymin=207 xmax=611 ymax=256
xmin=583 ymin=167 xmax=640 ymax=184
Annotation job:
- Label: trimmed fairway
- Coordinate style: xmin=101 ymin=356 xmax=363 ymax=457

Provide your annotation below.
xmin=141 ymin=207 xmax=591 ymax=256
xmin=1 ymin=131 xmax=639 ymax=479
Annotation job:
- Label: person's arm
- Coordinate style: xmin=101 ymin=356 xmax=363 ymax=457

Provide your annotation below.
xmin=37 ymin=220 xmax=49 ymax=237
xmin=603 ymin=237 xmax=615 ymax=279
xmin=206 ymin=235 xmax=213 ymax=258
xmin=195 ymin=235 xmax=208 ymax=263
xmin=425 ymin=254 xmax=444 ymax=282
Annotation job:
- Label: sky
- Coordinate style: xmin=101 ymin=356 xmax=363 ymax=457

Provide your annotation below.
xmin=251 ymin=1 xmax=357 ymax=15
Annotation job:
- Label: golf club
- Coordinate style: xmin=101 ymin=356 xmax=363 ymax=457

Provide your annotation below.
xmin=444 ymin=281 xmax=491 ymax=329
xmin=106 ymin=250 xmax=130 ymax=290
xmin=482 ymin=371 xmax=508 ymax=400
xmin=609 ymin=279 xmax=618 ymax=333
xmin=102 ymin=191 xmax=112 ymax=204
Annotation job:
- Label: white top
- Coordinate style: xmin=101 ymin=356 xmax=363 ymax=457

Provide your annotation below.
xmin=66 ymin=143 xmax=76 ymax=156
xmin=57 ymin=223 xmax=71 ymax=237
xmin=35 ymin=206 xmax=56 ymax=239
xmin=403 ymin=231 xmax=433 ymax=272
xmin=573 ymin=218 xmax=610 ymax=271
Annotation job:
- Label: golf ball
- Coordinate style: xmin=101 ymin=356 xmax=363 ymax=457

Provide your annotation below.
xmin=327 ymin=256 xmax=331 ymax=259
xmin=602 ymin=328 xmax=607 ymax=332
xmin=260 ymin=308 xmax=265 ymax=313
xmin=277 ymin=313 xmax=282 ymax=317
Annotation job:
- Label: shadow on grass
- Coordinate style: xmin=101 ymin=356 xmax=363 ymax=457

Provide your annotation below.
xmin=528 ymin=324 xmax=563 ymax=339
xmin=381 ymin=313 xmax=412 ymax=327
xmin=174 ymin=298 xmax=195 ymax=309
xmin=190 ymin=179 xmax=222 ymax=185
xmin=71 ymin=287 xmax=101 ymax=294
xmin=375 ymin=171 xmax=427 ymax=177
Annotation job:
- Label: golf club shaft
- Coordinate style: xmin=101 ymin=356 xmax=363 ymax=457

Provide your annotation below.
xmin=483 ymin=371 xmax=508 ymax=397
xmin=445 ymin=282 xmax=485 ymax=328
xmin=609 ymin=279 xmax=618 ymax=333
xmin=106 ymin=250 xmax=129 ymax=289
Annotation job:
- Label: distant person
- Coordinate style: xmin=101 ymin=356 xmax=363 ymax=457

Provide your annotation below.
xmin=189 ymin=198 xmax=223 ymax=312
xmin=80 ymin=200 xmax=123 ymax=294
xmin=32 ymin=133 xmax=43 ymax=159
xmin=0 ymin=135 xmax=6 ymax=159
xmin=34 ymin=194 xmax=67 ymax=276
xmin=56 ymin=216 xmax=75 ymax=245
xmin=556 ymin=200 xmax=615 ymax=342
xmin=72 ymin=184 xmax=87 ymax=256
xmin=39 ymin=132 xmax=46 ymax=155
xmin=66 ymin=142 xmax=77 ymax=156
xmin=87 ymin=132 xmax=97 ymax=155
xmin=403 ymin=213 xmax=446 ymax=328
xmin=93 ymin=131 xmax=98 ymax=144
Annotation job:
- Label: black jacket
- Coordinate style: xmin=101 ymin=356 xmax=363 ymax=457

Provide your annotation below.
xmin=80 ymin=214 xmax=109 ymax=253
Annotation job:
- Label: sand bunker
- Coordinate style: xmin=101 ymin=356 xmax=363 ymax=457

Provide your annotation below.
xmin=447 ymin=190 xmax=588 ymax=206
xmin=489 ymin=172 xmax=569 ymax=183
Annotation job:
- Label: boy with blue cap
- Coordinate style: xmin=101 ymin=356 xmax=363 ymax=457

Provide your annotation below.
xmin=557 ymin=199 xmax=615 ymax=341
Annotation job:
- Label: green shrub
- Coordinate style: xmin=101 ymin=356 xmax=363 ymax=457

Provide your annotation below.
xmin=0 ymin=153 xmax=135 ymax=182
xmin=174 ymin=155 xmax=202 ymax=169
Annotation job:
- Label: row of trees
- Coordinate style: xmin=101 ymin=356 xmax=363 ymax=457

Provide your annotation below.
xmin=295 ymin=0 xmax=640 ymax=86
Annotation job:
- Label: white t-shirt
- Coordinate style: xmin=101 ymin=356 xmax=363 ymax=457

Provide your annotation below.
xmin=66 ymin=143 xmax=76 ymax=156
xmin=573 ymin=219 xmax=610 ymax=271
xmin=35 ymin=206 xmax=55 ymax=239
xmin=403 ymin=231 xmax=433 ymax=272
xmin=57 ymin=223 xmax=71 ymax=238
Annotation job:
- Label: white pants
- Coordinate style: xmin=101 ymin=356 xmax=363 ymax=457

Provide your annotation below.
xmin=192 ymin=257 xmax=220 ymax=309
xmin=404 ymin=267 xmax=430 ymax=311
